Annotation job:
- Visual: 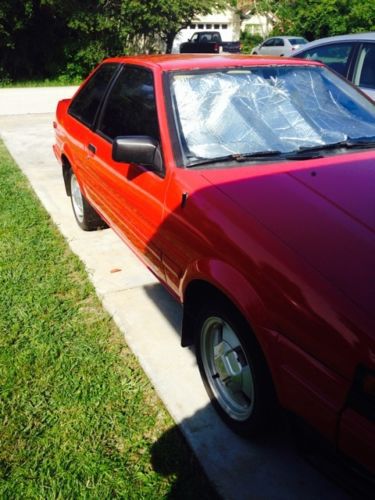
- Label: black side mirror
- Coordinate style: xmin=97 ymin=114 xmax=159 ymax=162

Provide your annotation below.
xmin=112 ymin=136 xmax=164 ymax=175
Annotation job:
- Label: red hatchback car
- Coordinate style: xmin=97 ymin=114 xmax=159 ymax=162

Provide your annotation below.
xmin=54 ymin=55 xmax=375 ymax=475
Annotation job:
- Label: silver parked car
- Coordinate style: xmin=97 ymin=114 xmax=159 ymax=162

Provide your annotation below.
xmin=292 ymin=33 xmax=375 ymax=100
xmin=251 ymin=36 xmax=308 ymax=57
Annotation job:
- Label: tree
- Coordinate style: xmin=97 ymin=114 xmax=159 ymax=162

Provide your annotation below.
xmin=98 ymin=0 xmax=228 ymax=54
xmin=0 ymin=0 xmax=231 ymax=81
xmin=0 ymin=0 xmax=69 ymax=80
xmin=247 ymin=0 xmax=375 ymax=40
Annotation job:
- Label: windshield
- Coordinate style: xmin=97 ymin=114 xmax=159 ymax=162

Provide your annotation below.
xmin=169 ymin=65 xmax=375 ymax=165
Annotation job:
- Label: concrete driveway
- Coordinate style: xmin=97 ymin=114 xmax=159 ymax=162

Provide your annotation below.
xmin=0 ymin=87 xmax=347 ymax=500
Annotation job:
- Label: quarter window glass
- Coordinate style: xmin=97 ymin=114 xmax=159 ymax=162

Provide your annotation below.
xmin=98 ymin=66 xmax=159 ymax=140
xmin=289 ymin=38 xmax=307 ymax=45
xmin=299 ymin=43 xmax=353 ymax=76
xmin=69 ymin=64 xmax=118 ymax=127
xmin=354 ymin=43 xmax=375 ymax=90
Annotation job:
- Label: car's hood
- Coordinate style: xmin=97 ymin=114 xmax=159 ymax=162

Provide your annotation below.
xmin=201 ymin=154 xmax=375 ymax=317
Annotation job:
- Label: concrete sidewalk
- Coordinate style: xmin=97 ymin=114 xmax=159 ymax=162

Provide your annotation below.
xmin=0 ymin=90 xmax=347 ymax=499
xmin=0 ymin=86 xmax=78 ymax=115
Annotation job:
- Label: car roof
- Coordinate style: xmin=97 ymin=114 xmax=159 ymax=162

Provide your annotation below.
xmin=293 ymin=32 xmax=375 ymax=55
xmin=104 ymin=54 xmax=322 ymax=71
xmin=267 ymin=36 xmax=306 ymax=40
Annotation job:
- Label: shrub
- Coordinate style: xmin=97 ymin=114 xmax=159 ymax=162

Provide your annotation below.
xmin=240 ymin=31 xmax=263 ymax=54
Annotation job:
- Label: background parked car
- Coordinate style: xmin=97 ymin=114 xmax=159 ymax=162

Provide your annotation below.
xmin=179 ymin=31 xmax=241 ymax=54
xmin=293 ymin=33 xmax=375 ymax=100
xmin=251 ymin=36 xmax=307 ymax=57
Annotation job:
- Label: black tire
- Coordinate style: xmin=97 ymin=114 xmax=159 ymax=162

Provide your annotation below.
xmin=69 ymin=171 xmax=107 ymax=231
xmin=194 ymin=295 xmax=277 ymax=437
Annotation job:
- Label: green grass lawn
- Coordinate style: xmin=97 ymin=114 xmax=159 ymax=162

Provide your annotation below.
xmin=0 ymin=78 xmax=82 ymax=88
xmin=0 ymin=141 xmax=218 ymax=499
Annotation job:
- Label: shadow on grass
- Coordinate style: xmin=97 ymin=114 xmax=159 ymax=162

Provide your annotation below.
xmin=151 ymin=422 xmax=221 ymax=500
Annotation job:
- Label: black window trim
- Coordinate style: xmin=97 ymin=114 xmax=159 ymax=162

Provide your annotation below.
xmin=93 ymin=64 xmax=126 ymax=143
xmin=68 ymin=63 xmax=122 ymax=129
xmin=163 ymin=70 xmax=185 ymax=168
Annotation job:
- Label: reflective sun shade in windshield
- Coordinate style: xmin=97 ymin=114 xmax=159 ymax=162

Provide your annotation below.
xmin=170 ymin=66 xmax=375 ymax=164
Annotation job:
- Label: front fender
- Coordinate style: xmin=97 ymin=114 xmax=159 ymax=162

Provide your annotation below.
xmin=181 ymin=258 xmax=276 ymax=338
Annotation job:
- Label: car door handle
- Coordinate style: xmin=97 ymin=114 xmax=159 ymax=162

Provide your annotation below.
xmin=88 ymin=143 xmax=96 ymax=154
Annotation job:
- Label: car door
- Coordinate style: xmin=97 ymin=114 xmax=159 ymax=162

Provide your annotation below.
xmin=272 ymin=38 xmax=285 ymax=56
xmin=259 ymin=38 xmax=275 ymax=55
xmin=352 ymin=42 xmax=375 ymax=100
xmin=84 ymin=65 xmax=167 ymax=277
xmin=66 ymin=63 xmax=119 ymax=188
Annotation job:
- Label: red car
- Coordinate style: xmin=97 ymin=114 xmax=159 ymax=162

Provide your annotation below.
xmin=53 ymin=55 xmax=375 ymax=475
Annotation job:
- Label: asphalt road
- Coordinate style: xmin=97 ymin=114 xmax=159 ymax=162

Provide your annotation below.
xmin=0 ymin=87 xmax=348 ymax=500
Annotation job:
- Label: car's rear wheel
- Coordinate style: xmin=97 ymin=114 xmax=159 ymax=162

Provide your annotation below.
xmin=70 ymin=172 xmax=107 ymax=231
xmin=195 ymin=297 xmax=276 ymax=437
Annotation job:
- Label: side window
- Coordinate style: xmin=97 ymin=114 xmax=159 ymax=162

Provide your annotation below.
xmin=299 ymin=43 xmax=353 ymax=77
xmin=191 ymin=33 xmax=199 ymax=42
xmin=69 ymin=63 xmax=118 ymax=127
xmin=274 ymin=38 xmax=284 ymax=47
xmin=354 ymin=43 xmax=375 ymax=90
xmin=263 ymin=39 xmax=274 ymax=47
xmin=98 ymin=66 xmax=159 ymax=141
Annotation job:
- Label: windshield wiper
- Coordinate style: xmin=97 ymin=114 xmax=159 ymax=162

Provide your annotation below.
xmin=188 ymin=150 xmax=282 ymax=167
xmin=187 ymin=137 xmax=375 ymax=167
xmin=346 ymin=135 xmax=375 ymax=148
xmin=294 ymin=136 xmax=375 ymax=155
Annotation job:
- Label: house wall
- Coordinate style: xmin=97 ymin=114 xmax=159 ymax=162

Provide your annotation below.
xmin=172 ymin=8 xmax=273 ymax=53
xmin=242 ymin=14 xmax=274 ymax=38
xmin=172 ymin=8 xmax=241 ymax=53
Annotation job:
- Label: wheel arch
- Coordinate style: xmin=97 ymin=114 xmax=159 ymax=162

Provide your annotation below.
xmin=59 ymin=140 xmax=78 ymax=196
xmin=61 ymin=153 xmax=72 ymax=196
xmin=180 ymin=259 xmax=273 ymax=349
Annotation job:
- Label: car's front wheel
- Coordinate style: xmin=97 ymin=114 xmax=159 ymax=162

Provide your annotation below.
xmin=194 ymin=297 xmax=276 ymax=437
xmin=70 ymin=172 xmax=107 ymax=231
